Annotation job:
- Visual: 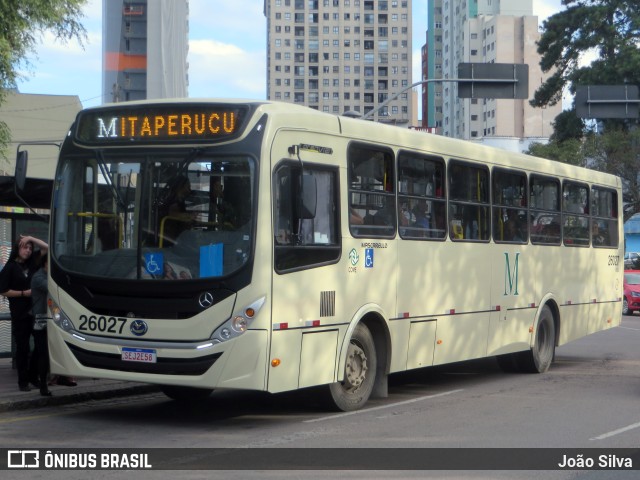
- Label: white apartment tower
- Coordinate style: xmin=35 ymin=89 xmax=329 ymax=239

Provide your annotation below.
xmin=425 ymin=0 xmax=560 ymax=149
xmin=264 ymin=0 xmax=413 ymax=124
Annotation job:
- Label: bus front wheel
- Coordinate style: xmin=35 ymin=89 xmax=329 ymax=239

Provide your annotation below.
xmin=326 ymin=323 xmax=377 ymax=412
xmin=160 ymin=385 xmax=213 ymax=402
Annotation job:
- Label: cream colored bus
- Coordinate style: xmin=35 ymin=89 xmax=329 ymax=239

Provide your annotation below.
xmin=35 ymin=100 xmax=622 ymax=411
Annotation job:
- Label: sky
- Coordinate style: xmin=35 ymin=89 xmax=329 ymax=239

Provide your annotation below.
xmin=16 ymin=0 xmax=564 ymax=110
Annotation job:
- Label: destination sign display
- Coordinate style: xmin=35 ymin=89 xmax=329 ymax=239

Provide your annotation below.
xmin=74 ymin=104 xmax=250 ymax=145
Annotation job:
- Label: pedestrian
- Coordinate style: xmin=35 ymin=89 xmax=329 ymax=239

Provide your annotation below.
xmin=0 ymin=235 xmax=47 ymax=392
xmin=30 ymin=253 xmax=52 ymax=396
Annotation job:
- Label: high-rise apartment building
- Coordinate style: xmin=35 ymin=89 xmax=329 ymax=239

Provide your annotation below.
xmin=103 ymin=0 xmax=189 ymax=103
xmin=423 ymin=0 xmax=560 ymax=148
xmin=264 ymin=0 xmax=413 ymax=124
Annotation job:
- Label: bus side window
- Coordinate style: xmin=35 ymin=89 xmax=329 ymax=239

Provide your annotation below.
xmin=448 ymin=160 xmax=490 ymax=242
xmin=492 ymin=168 xmax=528 ymax=244
xmin=348 ymin=143 xmax=395 ymax=238
xmin=530 ymin=175 xmax=561 ymax=245
xmin=273 ymin=162 xmax=340 ymax=272
xmin=562 ymin=181 xmax=589 ymax=247
xmin=397 ymin=151 xmax=446 ymax=240
xmin=591 ymin=187 xmax=618 ymax=248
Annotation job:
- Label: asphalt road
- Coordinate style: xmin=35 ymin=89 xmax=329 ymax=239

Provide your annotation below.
xmin=1 ymin=315 xmax=638 ymax=480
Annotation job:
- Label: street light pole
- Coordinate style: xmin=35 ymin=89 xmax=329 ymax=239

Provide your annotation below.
xmin=361 ymin=63 xmax=528 ymax=121
xmin=361 ymin=79 xmax=445 ymax=121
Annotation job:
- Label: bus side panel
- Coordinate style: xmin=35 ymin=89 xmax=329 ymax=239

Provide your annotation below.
xmin=397 ymin=241 xmax=492 ymax=368
xmin=299 ymin=330 xmax=339 ymax=388
xmin=432 ymin=312 xmax=491 ymax=366
xmin=406 ymin=320 xmax=437 ymax=369
xmin=589 ymin=247 xmax=622 ymax=334
xmin=267 ymin=329 xmax=304 ymax=393
xmin=487 ymin=244 xmax=537 ymax=356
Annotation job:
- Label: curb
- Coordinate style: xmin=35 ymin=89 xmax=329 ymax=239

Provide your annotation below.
xmin=0 ymin=384 xmax=160 ymax=413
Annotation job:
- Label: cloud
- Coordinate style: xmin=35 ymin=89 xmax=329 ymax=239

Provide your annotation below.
xmin=189 ymin=1 xmax=265 ymax=45
xmin=188 ymin=39 xmax=265 ymax=99
xmin=532 ymin=0 xmax=563 ymax=25
xmin=36 ymin=30 xmax=101 ymax=56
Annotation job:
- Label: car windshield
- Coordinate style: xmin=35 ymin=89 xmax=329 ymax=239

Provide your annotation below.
xmin=624 ymin=273 xmax=640 ymax=285
xmin=52 ymin=151 xmax=254 ymax=280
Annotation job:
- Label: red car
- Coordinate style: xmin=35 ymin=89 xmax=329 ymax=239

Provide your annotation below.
xmin=623 ymin=270 xmax=640 ymax=315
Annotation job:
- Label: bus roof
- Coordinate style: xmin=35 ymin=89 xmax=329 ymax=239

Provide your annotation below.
xmin=77 ymin=98 xmax=620 ymax=189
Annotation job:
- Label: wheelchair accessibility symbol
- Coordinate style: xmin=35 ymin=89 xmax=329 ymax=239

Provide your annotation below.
xmin=144 ymin=253 xmax=163 ymax=275
xmin=365 ymin=248 xmax=374 ymax=268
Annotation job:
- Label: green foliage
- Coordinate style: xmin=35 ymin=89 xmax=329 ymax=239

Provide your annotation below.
xmin=528 ymin=127 xmax=640 ymax=218
xmin=531 ymin=1 xmax=640 ymax=217
xmin=0 ymin=0 xmax=87 ymax=160
xmin=526 ymin=138 xmax=585 ymax=166
xmin=0 ymin=120 xmax=9 ymax=162
xmin=532 ymin=0 xmax=640 ymax=109
xmin=549 ymin=109 xmax=585 ymax=143
xmin=582 ymin=128 xmax=640 ymax=217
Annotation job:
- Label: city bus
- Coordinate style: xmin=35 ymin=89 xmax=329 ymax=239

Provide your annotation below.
xmin=19 ymin=99 xmax=622 ymax=411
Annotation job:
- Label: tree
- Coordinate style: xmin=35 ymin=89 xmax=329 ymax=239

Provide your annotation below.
xmin=583 ymin=127 xmax=640 ymax=220
xmin=528 ymin=127 xmax=640 ymax=220
xmin=0 ymin=0 xmax=87 ymax=160
xmin=529 ymin=1 xmax=640 ymax=216
xmin=526 ymin=138 xmax=585 ymax=166
xmin=531 ymin=0 xmax=640 ymax=110
xmin=525 ymin=109 xmax=586 ymax=166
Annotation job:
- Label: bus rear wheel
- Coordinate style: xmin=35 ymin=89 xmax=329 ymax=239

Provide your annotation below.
xmin=160 ymin=385 xmax=213 ymax=402
xmin=326 ymin=323 xmax=377 ymax=412
xmin=518 ymin=305 xmax=556 ymax=373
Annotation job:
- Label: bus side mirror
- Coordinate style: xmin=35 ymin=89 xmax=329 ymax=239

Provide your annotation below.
xmin=297 ymin=174 xmax=317 ymax=219
xmin=15 ymin=150 xmax=28 ymax=193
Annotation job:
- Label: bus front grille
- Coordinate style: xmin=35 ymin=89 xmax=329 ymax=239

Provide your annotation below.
xmin=66 ymin=343 xmax=222 ymax=376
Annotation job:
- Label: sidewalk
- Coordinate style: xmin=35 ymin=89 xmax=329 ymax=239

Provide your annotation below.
xmin=0 ymin=357 xmax=159 ymax=412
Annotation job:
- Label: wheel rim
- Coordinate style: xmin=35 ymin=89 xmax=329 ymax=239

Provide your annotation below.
xmin=343 ymin=340 xmax=368 ymax=391
xmin=623 ymin=298 xmax=629 ymax=314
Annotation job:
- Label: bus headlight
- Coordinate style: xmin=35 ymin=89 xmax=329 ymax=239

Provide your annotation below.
xmin=232 ymin=316 xmax=247 ymax=333
xmin=211 ymin=296 xmax=265 ymax=344
xmin=49 ymin=299 xmax=76 ymax=332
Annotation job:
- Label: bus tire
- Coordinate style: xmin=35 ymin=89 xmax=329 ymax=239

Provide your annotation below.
xmin=622 ymin=297 xmax=630 ymax=316
xmin=326 ymin=323 xmax=377 ymax=412
xmin=160 ymin=385 xmax=213 ymax=402
xmin=517 ymin=305 xmax=556 ymax=373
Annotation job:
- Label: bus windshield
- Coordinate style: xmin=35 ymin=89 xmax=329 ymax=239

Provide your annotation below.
xmin=52 ymin=151 xmax=254 ymax=280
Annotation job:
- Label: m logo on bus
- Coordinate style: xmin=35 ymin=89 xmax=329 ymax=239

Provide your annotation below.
xmin=504 ymin=252 xmax=520 ymax=296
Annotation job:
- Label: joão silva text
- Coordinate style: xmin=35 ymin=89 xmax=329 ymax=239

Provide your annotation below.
xmin=558 ymin=454 xmax=632 ymax=469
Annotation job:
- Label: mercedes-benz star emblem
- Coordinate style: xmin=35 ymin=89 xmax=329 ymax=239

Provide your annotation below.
xmin=130 ymin=320 xmax=148 ymax=336
xmin=199 ymin=292 xmax=214 ymax=308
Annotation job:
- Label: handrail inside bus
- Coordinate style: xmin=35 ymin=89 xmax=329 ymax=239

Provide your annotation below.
xmin=68 ymin=212 xmax=123 ymax=251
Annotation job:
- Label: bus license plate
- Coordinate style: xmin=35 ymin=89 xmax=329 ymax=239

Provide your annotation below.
xmin=121 ymin=347 xmax=157 ymax=363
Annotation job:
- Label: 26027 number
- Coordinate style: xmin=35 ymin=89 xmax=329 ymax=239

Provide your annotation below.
xmin=608 ymin=255 xmax=620 ymax=266
xmin=78 ymin=315 xmax=127 ymax=334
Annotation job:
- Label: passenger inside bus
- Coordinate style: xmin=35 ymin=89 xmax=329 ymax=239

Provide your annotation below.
xmin=412 ymin=199 xmax=430 ymax=230
xmin=505 ymin=219 xmax=523 ymax=242
xmin=158 ymin=175 xmax=195 ymax=247
xmin=212 ymin=179 xmax=237 ymax=228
